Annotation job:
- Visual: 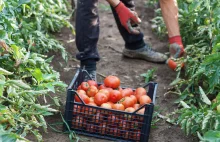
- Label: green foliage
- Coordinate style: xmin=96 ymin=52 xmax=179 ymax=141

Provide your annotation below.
xmin=140 ymin=68 xmax=157 ymax=83
xmin=0 ymin=0 xmax=72 ymax=141
xmin=148 ymin=0 xmax=220 ymax=140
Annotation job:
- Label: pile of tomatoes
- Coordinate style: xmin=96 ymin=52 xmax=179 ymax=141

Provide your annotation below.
xmin=72 ymin=75 xmax=152 ymax=140
xmin=74 ymin=75 xmax=152 ymax=114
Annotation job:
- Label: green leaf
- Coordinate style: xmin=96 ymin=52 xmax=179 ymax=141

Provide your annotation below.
xmin=7 ymin=80 xmax=31 ymax=90
xmin=199 ymin=86 xmax=211 ymax=105
xmin=140 ymin=68 xmax=156 ymax=83
xmin=170 ymin=78 xmax=182 ymax=86
xmin=10 ymin=45 xmax=22 ymax=59
xmin=44 ymin=83 xmax=55 ymax=93
xmin=32 ymin=68 xmax=43 ymax=83
xmin=202 ymin=111 xmax=212 ymax=130
xmin=53 ymin=97 xmax=60 ymax=107
xmin=203 ymin=130 xmax=220 ymax=142
xmin=0 ymin=30 xmax=7 ymax=39
xmin=18 ymin=0 xmax=30 ymax=5
xmin=0 ymin=68 xmax=13 ymax=75
xmin=0 ymin=80 xmax=5 ymax=97
xmin=180 ymin=101 xmax=190 ymax=108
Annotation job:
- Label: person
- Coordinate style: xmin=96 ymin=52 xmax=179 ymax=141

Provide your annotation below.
xmin=75 ymin=0 xmax=184 ymax=80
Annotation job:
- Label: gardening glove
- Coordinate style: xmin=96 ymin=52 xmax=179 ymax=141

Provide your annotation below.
xmin=115 ymin=2 xmax=141 ymax=34
xmin=169 ymin=36 xmax=185 ymax=58
xmin=167 ymin=36 xmax=185 ymax=70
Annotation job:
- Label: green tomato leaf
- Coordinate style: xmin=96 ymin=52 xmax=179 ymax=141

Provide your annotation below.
xmin=18 ymin=0 xmax=30 ymax=5
xmin=0 ymin=30 xmax=7 ymax=39
xmin=0 ymin=80 xmax=5 ymax=97
xmin=203 ymin=130 xmax=220 ymax=142
xmin=199 ymin=86 xmax=211 ymax=105
xmin=180 ymin=101 xmax=190 ymax=108
xmin=7 ymin=80 xmax=31 ymax=90
xmin=0 ymin=68 xmax=13 ymax=75
xmin=32 ymin=68 xmax=43 ymax=83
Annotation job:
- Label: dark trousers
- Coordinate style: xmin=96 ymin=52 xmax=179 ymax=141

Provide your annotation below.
xmin=75 ymin=0 xmax=146 ymax=63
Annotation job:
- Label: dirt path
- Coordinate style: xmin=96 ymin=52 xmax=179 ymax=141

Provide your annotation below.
xmin=41 ymin=0 xmax=197 ymax=142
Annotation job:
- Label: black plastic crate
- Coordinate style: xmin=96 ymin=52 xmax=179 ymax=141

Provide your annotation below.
xmin=64 ymin=69 xmax=158 ymax=142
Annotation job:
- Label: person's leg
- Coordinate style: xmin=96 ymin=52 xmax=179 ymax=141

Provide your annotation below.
xmin=160 ymin=0 xmax=184 ymax=58
xmin=110 ymin=0 xmax=168 ymax=63
xmin=75 ymin=0 xmax=99 ymax=80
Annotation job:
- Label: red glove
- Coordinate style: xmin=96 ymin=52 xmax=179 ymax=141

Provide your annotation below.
xmin=167 ymin=36 xmax=185 ymax=70
xmin=169 ymin=36 xmax=185 ymax=58
xmin=115 ymin=2 xmax=141 ymax=34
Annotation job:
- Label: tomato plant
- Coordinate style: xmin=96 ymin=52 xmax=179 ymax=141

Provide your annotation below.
xmin=149 ymin=0 xmax=220 ymax=139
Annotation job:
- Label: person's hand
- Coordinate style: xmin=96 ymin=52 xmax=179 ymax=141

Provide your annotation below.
xmin=115 ymin=2 xmax=141 ymax=34
xmin=167 ymin=36 xmax=185 ymax=70
xmin=169 ymin=36 xmax=184 ymax=58
xmin=169 ymin=43 xmax=184 ymax=58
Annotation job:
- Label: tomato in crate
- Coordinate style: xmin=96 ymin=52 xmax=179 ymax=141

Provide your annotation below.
xmin=64 ymin=69 xmax=157 ymax=142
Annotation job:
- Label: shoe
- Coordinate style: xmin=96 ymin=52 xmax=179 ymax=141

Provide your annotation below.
xmin=122 ymin=44 xmax=168 ymax=63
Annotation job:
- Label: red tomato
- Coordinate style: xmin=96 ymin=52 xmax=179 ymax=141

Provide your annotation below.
xmin=72 ymin=116 xmax=85 ymax=129
xmin=106 ymin=102 xmax=114 ymax=108
xmin=137 ymin=108 xmax=145 ymax=114
xmin=108 ymin=128 xmax=118 ymax=136
xmin=87 ymin=86 xmax=98 ymax=97
xmin=139 ymin=95 xmax=152 ymax=105
xmin=94 ymin=92 xmax=108 ymax=106
xmin=167 ymin=58 xmax=184 ymax=70
xmin=87 ymin=80 xmax=98 ymax=87
xmin=130 ymin=95 xmax=137 ymax=104
xmin=87 ymin=102 xmax=97 ymax=106
xmin=89 ymin=97 xmax=95 ymax=103
xmin=109 ymin=90 xmax=122 ymax=103
xmin=92 ymin=112 xmax=104 ymax=123
xmin=75 ymin=93 xmax=90 ymax=104
xmin=98 ymin=84 xmax=107 ymax=90
xmin=77 ymin=85 xmax=82 ymax=90
xmin=121 ymin=88 xmax=133 ymax=97
xmin=99 ymin=89 xmax=110 ymax=100
xmin=106 ymin=88 xmax=113 ymax=92
xmin=101 ymin=103 xmax=112 ymax=109
xmin=81 ymin=82 xmax=90 ymax=91
xmin=86 ymin=124 xmax=97 ymax=133
xmin=125 ymin=107 xmax=135 ymax=113
xmin=108 ymin=115 xmax=120 ymax=126
xmin=116 ymin=87 xmax=123 ymax=92
xmin=99 ymin=122 xmax=107 ymax=135
xmin=119 ymin=120 xmax=129 ymax=131
xmin=134 ymin=87 xmax=147 ymax=101
xmin=133 ymin=104 xmax=140 ymax=110
xmin=104 ymin=75 xmax=120 ymax=89
xmin=73 ymin=105 xmax=81 ymax=115
xmin=121 ymin=97 xmax=134 ymax=108
xmin=112 ymin=104 xmax=125 ymax=111
xmin=76 ymin=89 xmax=86 ymax=95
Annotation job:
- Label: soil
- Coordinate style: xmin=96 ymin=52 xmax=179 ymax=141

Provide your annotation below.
xmin=40 ymin=0 xmax=197 ymax=142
